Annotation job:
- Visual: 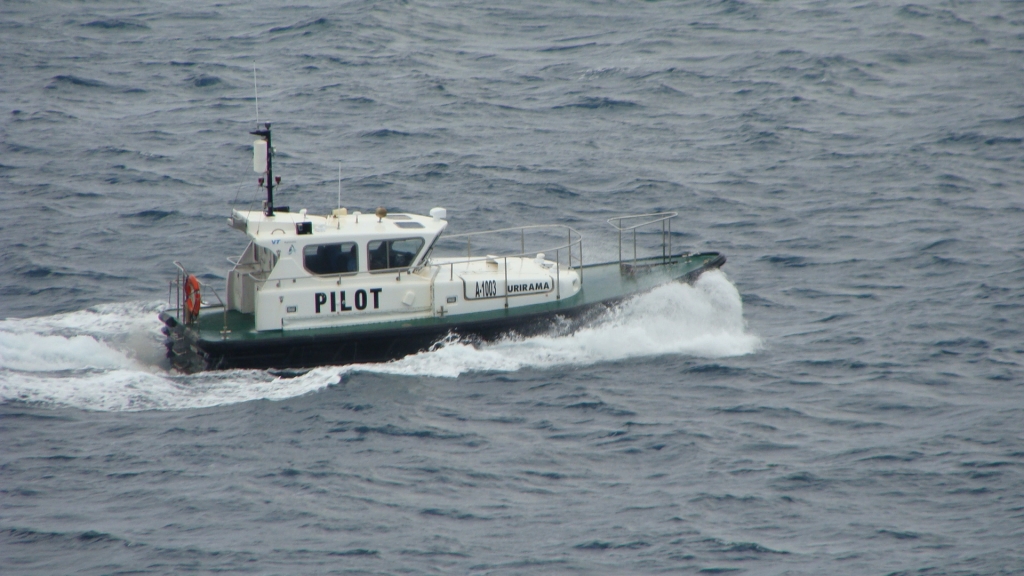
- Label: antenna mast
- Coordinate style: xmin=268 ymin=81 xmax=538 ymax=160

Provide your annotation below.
xmin=253 ymin=62 xmax=259 ymax=126
xmin=251 ymin=123 xmax=275 ymax=216
xmin=250 ymin=64 xmax=276 ymax=217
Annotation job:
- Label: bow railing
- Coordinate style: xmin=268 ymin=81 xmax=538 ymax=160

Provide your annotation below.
xmin=607 ymin=212 xmax=678 ymax=269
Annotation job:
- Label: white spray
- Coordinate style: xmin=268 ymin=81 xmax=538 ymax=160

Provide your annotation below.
xmin=0 ymin=271 xmax=760 ymax=412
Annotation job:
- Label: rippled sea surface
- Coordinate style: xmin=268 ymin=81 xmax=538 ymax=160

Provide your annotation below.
xmin=3 ymin=1 xmax=1024 ymax=574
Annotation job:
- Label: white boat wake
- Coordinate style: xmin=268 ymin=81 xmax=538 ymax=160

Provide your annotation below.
xmin=0 ymin=270 xmax=760 ymax=412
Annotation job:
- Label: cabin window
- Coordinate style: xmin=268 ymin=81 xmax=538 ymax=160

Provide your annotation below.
xmin=367 ymin=238 xmax=424 ymax=272
xmin=303 ymin=242 xmax=358 ymax=275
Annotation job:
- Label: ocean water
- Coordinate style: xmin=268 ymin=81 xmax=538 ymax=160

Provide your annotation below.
xmin=2 ymin=1 xmax=1023 ymax=574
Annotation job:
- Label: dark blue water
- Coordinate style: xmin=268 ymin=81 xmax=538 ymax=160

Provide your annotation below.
xmin=3 ymin=1 xmax=1024 ymax=573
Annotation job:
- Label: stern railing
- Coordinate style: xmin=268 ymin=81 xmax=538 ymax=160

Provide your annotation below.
xmin=169 ymin=261 xmax=229 ymax=336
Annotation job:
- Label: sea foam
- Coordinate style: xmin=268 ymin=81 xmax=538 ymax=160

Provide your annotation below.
xmin=0 ymin=271 xmax=759 ymax=411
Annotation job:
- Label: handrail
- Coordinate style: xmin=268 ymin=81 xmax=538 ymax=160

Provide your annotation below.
xmin=439 ymin=224 xmax=584 ymax=279
xmin=606 ymin=211 xmax=678 ymax=268
xmin=201 ymin=281 xmax=230 ymax=338
xmin=170 ymin=261 xmax=188 ymax=324
xmin=230 ymin=241 xmax=583 ymax=290
xmin=444 ymin=223 xmax=583 ymax=241
xmin=168 ymin=260 xmax=228 ymax=335
xmin=605 ymin=211 xmax=678 ymax=232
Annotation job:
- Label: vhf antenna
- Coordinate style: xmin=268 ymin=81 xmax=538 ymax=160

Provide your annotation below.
xmin=253 ymin=62 xmax=259 ymax=126
xmin=251 ymin=63 xmax=275 ymax=216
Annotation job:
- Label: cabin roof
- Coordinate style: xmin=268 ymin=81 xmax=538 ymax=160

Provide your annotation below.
xmin=229 ymin=209 xmax=447 ymax=247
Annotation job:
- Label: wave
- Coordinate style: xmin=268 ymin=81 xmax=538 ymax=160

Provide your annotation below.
xmin=553 ymin=97 xmax=640 ymax=110
xmin=0 ymin=271 xmax=760 ymax=412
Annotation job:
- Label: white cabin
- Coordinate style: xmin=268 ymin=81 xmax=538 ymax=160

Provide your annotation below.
xmin=225 ymin=207 xmax=581 ymax=332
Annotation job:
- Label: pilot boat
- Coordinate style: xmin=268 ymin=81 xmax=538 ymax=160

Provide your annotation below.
xmin=159 ymin=124 xmax=726 ymax=372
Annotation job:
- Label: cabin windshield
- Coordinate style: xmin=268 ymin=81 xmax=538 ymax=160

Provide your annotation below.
xmin=367 ymin=238 xmax=424 ymax=272
xmin=304 ymin=242 xmax=358 ymax=275
xmin=417 ymin=232 xmax=443 ymax=268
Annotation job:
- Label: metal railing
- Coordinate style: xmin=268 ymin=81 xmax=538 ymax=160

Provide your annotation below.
xmin=607 ymin=212 xmax=678 ymax=269
xmin=169 ymin=261 xmax=229 ymax=336
xmin=436 ymin=224 xmax=584 ymax=303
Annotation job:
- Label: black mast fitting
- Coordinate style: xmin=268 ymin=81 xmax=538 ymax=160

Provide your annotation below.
xmin=250 ymin=122 xmax=274 ymax=216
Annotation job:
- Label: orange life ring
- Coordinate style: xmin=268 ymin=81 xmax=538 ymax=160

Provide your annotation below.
xmin=184 ymin=274 xmax=202 ymax=321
